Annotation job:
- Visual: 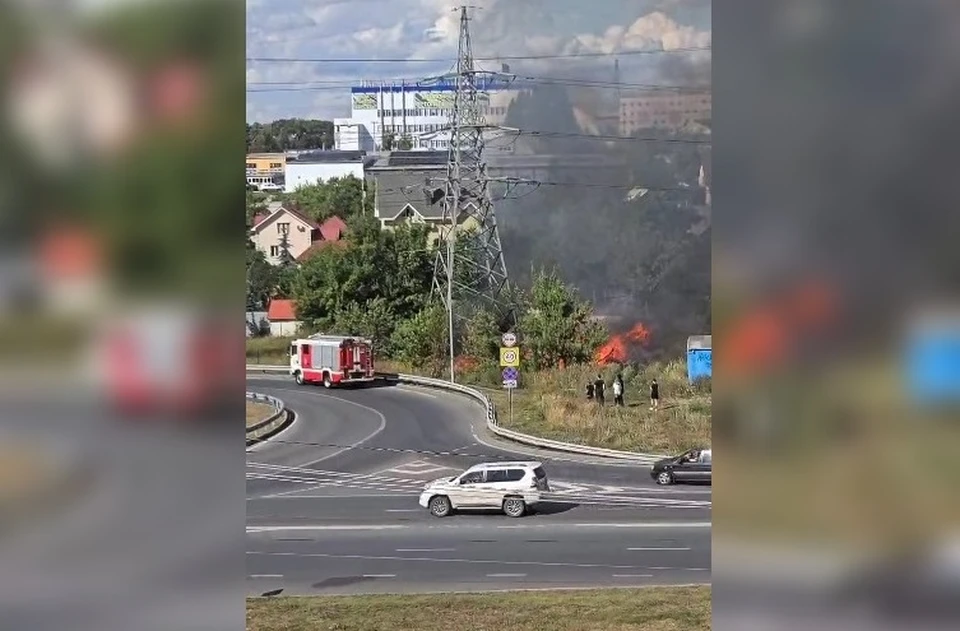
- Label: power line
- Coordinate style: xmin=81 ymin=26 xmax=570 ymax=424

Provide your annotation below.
xmin=246 ymin=75 xmax=711 ymax=93
xmin=245 ymin=45 xmax=710 ymax=65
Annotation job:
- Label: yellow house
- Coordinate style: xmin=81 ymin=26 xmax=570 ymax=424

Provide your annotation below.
xmin=246 ymin=153 xmax=286 ymax=176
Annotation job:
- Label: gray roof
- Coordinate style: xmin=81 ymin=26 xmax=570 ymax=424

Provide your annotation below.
xmin=369 ymin=168 xmax=447 ymax=220
xmin=289 ymin=150 xmax=371 ymax=164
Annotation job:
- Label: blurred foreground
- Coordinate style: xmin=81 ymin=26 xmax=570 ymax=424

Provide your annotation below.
xmin=715 ymin=1 xmax=960 ymax=628
xmin=0 ymin=1 xmax=244 ymax=630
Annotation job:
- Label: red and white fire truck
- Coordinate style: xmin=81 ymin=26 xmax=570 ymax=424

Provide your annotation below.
xmin=289 ymin=334 xmax=375 ymax=387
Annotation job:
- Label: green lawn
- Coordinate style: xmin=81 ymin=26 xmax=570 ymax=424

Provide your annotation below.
xmin=247 ymin=586 xmax=711 ymax=631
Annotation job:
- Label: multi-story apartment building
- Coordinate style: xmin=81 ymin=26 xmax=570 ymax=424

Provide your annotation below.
xmin=619 ymin=89 xmax=711 ymax=135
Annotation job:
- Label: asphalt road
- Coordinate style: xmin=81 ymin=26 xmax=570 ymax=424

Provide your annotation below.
xmin=246 ymin=375 xmax=712 ymax=595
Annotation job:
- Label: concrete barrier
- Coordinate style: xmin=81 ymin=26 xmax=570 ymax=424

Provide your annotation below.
xmin=245 ymin=391 xmax=289 ymax=446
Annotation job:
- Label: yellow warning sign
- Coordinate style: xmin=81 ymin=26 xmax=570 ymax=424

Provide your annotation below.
xmin=499 ymin=347 xmax=520 ymax=368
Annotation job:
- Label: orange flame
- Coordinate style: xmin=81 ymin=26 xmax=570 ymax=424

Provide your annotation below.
xmin=595 ymin=323 xmax=651 ymax=364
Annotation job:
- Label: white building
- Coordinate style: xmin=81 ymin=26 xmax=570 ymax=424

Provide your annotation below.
xmin=284 ymin=151 xmax=374 ymax=193
xmin=334 ymin=78 xmax=521 ymax=152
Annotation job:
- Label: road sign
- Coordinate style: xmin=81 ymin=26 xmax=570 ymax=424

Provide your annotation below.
xmin=501 ymin=332 xmax=517 ymax=347
xmin=499 ymin=347 xmax=520 ymax=367
xmin=502 ymin=379 xmax=518 ymax=389
xmin=502 ymin=367 xmax=518 ymax=381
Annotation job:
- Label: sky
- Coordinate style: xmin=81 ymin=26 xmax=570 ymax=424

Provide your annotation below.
xmin=246 ymin=0 xmax=711 ymax=123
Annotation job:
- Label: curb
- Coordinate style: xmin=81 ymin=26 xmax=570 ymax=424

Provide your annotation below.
xmin=246 ymin=366 xmax=668 ymax=462
xmin=246 ymin=392 xmax=291 ymax=447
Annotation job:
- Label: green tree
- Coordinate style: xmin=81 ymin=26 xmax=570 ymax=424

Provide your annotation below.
xmin=334 ymin=297 xmax=396 ymax=354
xmin=391 ymin=301 xmax=448 ymax=371
xmin=246 ymin=190 xmax=267 ymax=227
xmin=382 ymin=131 xmax=396 ymax=151
xmin=519 ymin=269 xmax=607 ymax=370
xmin=246 ymin=119 xmax=334 ymax=152
xmin=245 ymin=247 xmax=278 ymax=311
xmin=462 ymin=306 xmax=501 ymax=364
xmin=283 ymin=175 xmax=369 ymax=222
xmin=276 ymin=226 xmax=296 ymax=268
xmin=397 ymin=134 xmax=414 ymax=150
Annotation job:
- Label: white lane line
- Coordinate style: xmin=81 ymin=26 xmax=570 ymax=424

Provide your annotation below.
xmin=250 ymin=493 xmax=420 ymax=500
xmin=626 ymin=547 xmax=692 ymax=551
xmin=247 ymin=551 xmax=690 ymax=571
xmin=487 ymin=573 xmax=527 ymax=578
xmin=289 ymin=391 xmax=389 ymax=470
xmin=247 ymin=525 xmax=406 ymax=532
xmin=385 ymin=509 xmax=421 ymax=513
xmin=612 ymin=574 xmax=654 ymax=578
xmin=363 ymin=574 xmax=396 ymax=578
xmin=249 ymin=574 xmax=284 ymax=578
xmin=247 ymin=409 xmax=298 ymax=453
xmin=396 ymin=548 xmax=456 ymax=553
xmin=394 ymin=386 xmax=437 ymax=399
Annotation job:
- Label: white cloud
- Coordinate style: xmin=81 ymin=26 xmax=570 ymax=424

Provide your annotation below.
xmin=246 ymin=0 xmax=711 ymax=120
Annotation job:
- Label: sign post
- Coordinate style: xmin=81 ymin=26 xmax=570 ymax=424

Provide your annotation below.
xmin=500 ymin=333 xmax=519 ymax=424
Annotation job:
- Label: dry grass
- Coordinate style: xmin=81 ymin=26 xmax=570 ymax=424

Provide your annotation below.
xmin=246 ymin=586 xmax=711 ymax=631
xmin=246 ymin=340 xmax=711 ymax=453
xmin=483 ymin=360 xmax=711 ymax=454
xmin=246 ymin=400 xmax=276 ymax=427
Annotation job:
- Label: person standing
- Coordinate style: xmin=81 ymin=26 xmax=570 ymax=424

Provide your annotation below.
xmin=649 ymin=378 xmax=660 ymax=410
xmin=593 ymin=373 xmax=606 ymax=406
xmin=613 ymin=373 xmax=625 ymax=407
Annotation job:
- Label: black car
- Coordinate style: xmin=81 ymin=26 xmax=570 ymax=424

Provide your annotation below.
xmin=650 ymin=448 xmax=712 ymax=485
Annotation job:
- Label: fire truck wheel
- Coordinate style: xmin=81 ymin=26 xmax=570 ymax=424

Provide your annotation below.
xmin=323 ymin=373 xmax=333 ymax=388
xmin=294 ymin=371 xmax=304 ymax=386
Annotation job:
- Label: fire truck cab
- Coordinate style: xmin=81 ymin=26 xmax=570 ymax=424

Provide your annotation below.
xmin=290 ymin=334 xmax=375 ymax=387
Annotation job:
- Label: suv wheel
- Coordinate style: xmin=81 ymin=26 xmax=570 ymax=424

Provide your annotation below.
xmin=503 ymin=497 xmax=526 ymax=518
xmin=656 ymin=471 xmax=674 ymax=486
xmin=429 ymin=495 xmax=452 ymax=518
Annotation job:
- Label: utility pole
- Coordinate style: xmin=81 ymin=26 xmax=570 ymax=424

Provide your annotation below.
xmin=432 ymin=5 xmax=513 ymax=383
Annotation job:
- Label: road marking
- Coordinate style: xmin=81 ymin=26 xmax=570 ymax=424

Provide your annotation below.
xmin=612 ymin=574 xmax=653 ymax=578
xmin=395 ymin=386 xmax=437 ymax=399
xmin=288 ymin=391 xmax=388 ymax=470
xmin=363 ymin=574 xmax=396 ymax=578
xmin=250 ymin=493 xmax=420 ymax=499
xmin=248 ymin=550 xmax=679 ymax=571
xmin=247 ymin=525 xmax=406 ymax=532
xmin=248 ymin=574 xmax=283 ymax=578
xmin=396 ymin=548 xmax=456 ymax=553
xmin=385 ymin=509 xmax=421 ymax=513
xmin=247 ymin=409 xmax=298 ymax=453
xmin=627 ymin=547 xmax=692 ymax=551
xmin=487 ymin=573 xmax=526 ymax=578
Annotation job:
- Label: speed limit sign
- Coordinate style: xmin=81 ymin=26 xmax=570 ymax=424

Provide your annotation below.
xmin=501 ymin=332 xmax=517 ymax=347
xmin=499 ymin=347 xmax=520 ymax=367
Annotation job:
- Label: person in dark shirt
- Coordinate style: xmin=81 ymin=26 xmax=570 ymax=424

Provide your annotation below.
xmin=593 ymin=374 xmax=606 ymax=406
xmin=649 ymin=378 xmax=660 ymax=410
xmin=585 ymin=382 xmax=594 ymax=400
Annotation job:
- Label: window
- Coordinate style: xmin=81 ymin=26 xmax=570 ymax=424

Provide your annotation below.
xmin=459 ymin=471 xmax=484 ymax=485
xmin=486 ymin=469 xmax=508 ymax=483
xmin=245 ymin=162 xmax=256 ymax=170
xmin=505 ymin=469 xmax=525 ymax=482
xmin=269 ymin=162 xmax=282 ymax=169
xmin=290 ymin=344 xmax=297 ymax=357
xmin=277 ymin=222 xmax=290 ymax=234
xmin=270 ymin=245 xmax=280 ymax=257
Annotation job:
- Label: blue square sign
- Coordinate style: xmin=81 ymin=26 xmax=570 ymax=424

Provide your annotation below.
xmin=502 ymin=367 xmax=518 ymax=381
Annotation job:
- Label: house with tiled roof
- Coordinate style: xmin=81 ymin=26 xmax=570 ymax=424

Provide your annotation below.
xmin=249 ymin=202 xmax=348 ymax=265
xmin=266 ymin=298 xmax=302 ymax=337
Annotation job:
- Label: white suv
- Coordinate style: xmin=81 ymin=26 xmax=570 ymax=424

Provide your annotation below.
xmin=419 ymin=461 xmax=550 ymax=518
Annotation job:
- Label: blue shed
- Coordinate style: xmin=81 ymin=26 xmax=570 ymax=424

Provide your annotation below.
xmin=687 ymin=335 xmax=712 ymax=383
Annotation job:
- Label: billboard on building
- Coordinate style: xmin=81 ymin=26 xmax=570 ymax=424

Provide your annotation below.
xmin=352 ymin=94 xmax=377 ymax=110
xmin=414 ymin=92 xmax=456 ymax=109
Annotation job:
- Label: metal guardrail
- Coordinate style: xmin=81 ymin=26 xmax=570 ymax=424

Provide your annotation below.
xmin=245 ymin=391 xmax=288 ymax=445
xmin=246 ymin=365 xmax=667 ymax=462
